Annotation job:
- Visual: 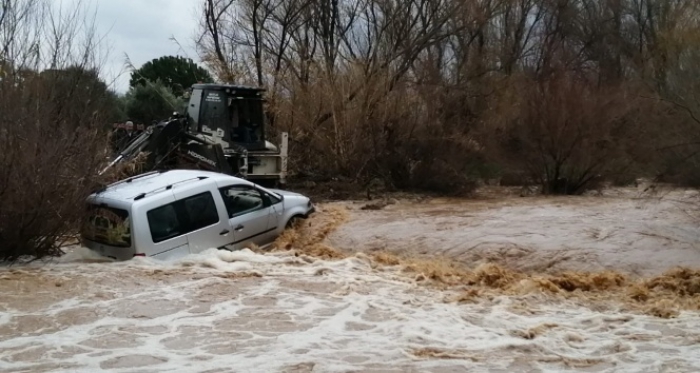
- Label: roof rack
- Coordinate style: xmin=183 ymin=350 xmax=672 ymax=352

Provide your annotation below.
xmin=126 ymin=169 xmax=168 ymax=183
xmin=132 ymin=176 xmax=209 ymax=201
xmin=101 ymin=170 xmax=168 ymax=192
xmin=93 ymin=170 xmax=164 ymax=195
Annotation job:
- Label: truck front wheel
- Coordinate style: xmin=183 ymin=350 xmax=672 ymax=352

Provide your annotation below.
xmin=285 ymin=215 xmax=304 ymax=230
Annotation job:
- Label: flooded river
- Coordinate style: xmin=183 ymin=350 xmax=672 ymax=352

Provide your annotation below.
xmin=2 ymin=188 xmax=700 ymax=372
xmin=1 ymin=247 xmax=699 ymax=372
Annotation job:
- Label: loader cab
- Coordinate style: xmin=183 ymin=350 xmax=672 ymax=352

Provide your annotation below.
xmin=187 ymin=83 xmax=269 ymax=152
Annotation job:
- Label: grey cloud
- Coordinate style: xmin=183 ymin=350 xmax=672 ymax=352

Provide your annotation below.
xmin=85 ymin=0 xmax=202 ymax=93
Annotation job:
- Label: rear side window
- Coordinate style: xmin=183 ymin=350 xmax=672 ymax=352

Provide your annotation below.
xmin=147 ymin=192 xmax=220 ymax=243
xmin=147 ymin=204 xmax=182 ymax=243
xmin=81 ymin=204 xmax=131 ymax=247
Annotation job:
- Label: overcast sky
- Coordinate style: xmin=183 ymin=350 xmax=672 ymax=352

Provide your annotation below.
xmin=85 ymin=0 xmax=203 ymax=94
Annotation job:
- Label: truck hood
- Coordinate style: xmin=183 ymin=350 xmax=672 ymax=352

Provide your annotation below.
xmin=267 ymin=188 xmax=304 ymax=198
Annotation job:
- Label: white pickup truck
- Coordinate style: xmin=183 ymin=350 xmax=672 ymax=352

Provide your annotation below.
xmin=80 ymin=169 xmax=315 ymax=261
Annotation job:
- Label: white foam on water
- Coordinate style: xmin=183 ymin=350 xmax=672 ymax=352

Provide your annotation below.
xmin=1 ymin=248 xmax=700 ymax=373
xmin=58 ymin=245 xmax=116 ymax=264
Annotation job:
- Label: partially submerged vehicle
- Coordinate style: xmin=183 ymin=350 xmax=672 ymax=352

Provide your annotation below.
xmin=80 ymin=169 xmax=315 ymax=261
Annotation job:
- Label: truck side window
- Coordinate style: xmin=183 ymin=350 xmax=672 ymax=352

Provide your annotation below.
xmin=147 ymin=204 xmax=182 ymax=243
xmin=183 ymin=192 xmax=219 ymax=230
xmin=219 ymin=185 xmax=264 ymax=218
xmin=147 ymin=192 xmax=220 ymax=243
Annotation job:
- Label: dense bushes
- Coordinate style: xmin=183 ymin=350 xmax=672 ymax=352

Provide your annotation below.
xmin=0 ymin=0 xmax=112 ymax=261
xmin=197 ymin=0 xmax=700 ymax=195
xmin=488 ymin=73 xmax=651 ymax=194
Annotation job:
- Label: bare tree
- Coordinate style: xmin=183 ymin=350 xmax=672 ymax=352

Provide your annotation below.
xmin=490 ymin=71 xmax=648 ymax=194
xmin=194 ymin=0 xmax=700 ymax=193
xmin=0 ymin=0 xmax=114 ymax=261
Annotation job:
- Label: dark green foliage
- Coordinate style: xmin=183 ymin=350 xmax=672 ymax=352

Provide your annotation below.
xmin=130 ymin=56 xmax=214 ymax=97
xmin=124 ymin=80 xmax=182 ymax=125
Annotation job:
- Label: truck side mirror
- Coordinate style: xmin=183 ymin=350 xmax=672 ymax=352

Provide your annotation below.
xmin=260 ymin=192 xmax=272 ymax=207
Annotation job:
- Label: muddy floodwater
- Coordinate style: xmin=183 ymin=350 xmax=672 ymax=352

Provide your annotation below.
xmin=1 ymin=187 xmax=700 ymax=372
xmin=329 ymin=187 xmax=700 ymax=276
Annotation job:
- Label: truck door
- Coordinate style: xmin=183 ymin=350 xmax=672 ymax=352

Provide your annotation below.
xmin=217 ymin=184 xmax=274 ymax=249
xmin=171 ymin=187 xmax=232 ymax=254
xmin=261 ymin=190 xmax=283 ymax=234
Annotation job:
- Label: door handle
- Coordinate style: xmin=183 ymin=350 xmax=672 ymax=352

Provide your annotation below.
xmin=219 ymin=229 xmax=229 ymax=235
xmin=234 ymin=225 xmax=244 ymax=232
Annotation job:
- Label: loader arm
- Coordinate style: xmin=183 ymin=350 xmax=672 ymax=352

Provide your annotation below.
xmin=100 ymin=118 xmax=235 ymax=177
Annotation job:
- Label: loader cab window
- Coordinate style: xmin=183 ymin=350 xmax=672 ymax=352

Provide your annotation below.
xmin=187 ymin=88 xmax=203 ymax=131
xmin=200 ymin=90 xmax=227 ymax=133
xmin=230 ymin=98 xmax=264 ymax=145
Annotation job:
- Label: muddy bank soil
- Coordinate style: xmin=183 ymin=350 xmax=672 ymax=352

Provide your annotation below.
xmin=325 ymin=187 xmax=700 ymax=277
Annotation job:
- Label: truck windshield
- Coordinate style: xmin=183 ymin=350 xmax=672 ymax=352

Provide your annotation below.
xmin=80 ymin=204 xmax=132 ymax=247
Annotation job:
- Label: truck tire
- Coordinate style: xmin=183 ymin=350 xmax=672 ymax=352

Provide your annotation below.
xmin=285 ymin=215 xmax=304 ymax=230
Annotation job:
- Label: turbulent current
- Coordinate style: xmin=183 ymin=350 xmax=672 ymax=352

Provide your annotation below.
xmin=1 ymin=246 xmax=700 ymax=373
